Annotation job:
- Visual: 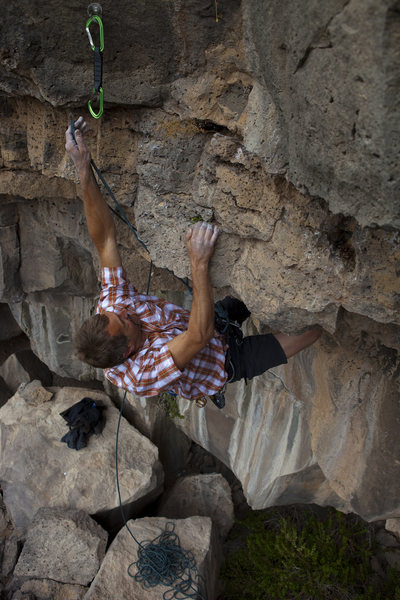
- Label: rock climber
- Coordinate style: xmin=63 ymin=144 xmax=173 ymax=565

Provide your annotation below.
xmin=65 ymin=117 xmax=321 ymax=408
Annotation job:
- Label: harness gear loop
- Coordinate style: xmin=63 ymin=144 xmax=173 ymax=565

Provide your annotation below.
xmin=86 ymin=10 xmax=104 ymax=119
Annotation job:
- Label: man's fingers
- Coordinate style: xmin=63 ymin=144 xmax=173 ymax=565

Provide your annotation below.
xmin=190 ymin=222 xmax=219 ymax=244
xmin=74 ymin=116 xmax=87 ymax=132
xmin=210 ymin=226 xmax=220 ymax=245
xmin=65 ymin=125 xmax=77 ymax=151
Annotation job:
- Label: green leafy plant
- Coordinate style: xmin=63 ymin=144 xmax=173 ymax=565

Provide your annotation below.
xmin=157 ymin=392 xmax=184 ymax=420
xmin=221 ymin=507 xmax=400 ymax=600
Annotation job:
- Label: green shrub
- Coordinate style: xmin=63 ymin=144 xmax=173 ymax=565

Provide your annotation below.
xmin=221 ymin=507 xmax=400 ymax=600
xmin=157 ymin=392 xmax=184 ymax=419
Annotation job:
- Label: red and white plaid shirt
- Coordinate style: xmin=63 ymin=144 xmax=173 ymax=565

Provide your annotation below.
xmin=97 ymin=267 xmax=228 ymax=401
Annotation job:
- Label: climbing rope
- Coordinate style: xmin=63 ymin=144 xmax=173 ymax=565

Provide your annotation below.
xmin=116 ymin=391 xmax=206 ymax=599
xmin=74 ymin=9 xmax=204 ymax=593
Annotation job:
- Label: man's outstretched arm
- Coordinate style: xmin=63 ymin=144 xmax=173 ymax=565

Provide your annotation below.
xmin=168 ymin=222 xmax=219 ymax=370
xmin=65 ymin=117 xmax=121 ymax=268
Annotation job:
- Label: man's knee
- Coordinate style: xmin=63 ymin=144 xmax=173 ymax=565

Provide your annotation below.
xmin=274 ymin=328 xmax=321 ymax=360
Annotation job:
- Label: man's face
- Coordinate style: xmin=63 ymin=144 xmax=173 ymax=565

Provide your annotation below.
xmin=105 ymin=309 xmax=144 ymax=358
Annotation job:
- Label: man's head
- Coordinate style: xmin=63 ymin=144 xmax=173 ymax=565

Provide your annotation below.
xmin=74 ymin=309 xmax=143 ymax=368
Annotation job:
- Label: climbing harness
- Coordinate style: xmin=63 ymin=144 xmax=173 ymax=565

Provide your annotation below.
xmin=116 ymin=391 xmax=206 ymax=599
xmin=86 ymin=3 xmax=104 ymax=119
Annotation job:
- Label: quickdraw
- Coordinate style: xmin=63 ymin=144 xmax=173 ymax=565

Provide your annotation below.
xmin=86 ymin=4 xmax=104 ymax=119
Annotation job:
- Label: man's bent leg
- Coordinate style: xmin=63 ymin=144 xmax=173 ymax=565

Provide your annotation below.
xmin=228 ymin=334 xmax=288 ymax=382
xmin=273 ymin=329 xmax=321 ymax=359
xmin=227 ymin=329 xmax=321 ymax=383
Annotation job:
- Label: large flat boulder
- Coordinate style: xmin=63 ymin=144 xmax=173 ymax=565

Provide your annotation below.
xmin=0 ymin=384 xmax=163 ymax=528
xmin=84 ymin=516 xmax=219 ymax=600
xmin=14 ymin=507 xmax=107 ymax=585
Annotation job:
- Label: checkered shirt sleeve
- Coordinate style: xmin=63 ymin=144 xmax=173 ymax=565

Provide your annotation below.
xmin=97 ymin=266 xmax=228 ymax=400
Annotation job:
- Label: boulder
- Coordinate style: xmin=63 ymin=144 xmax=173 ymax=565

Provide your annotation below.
xmin=157 ymin=474 xmax=234 ymax=538
xmin=384 ymin=550 xmax=400 ymax=571
xmin=11 ymin=579 xmax=87 ymax=600
xmin=386 ymin=518 xmax=400 ymax=539
xmin=0 ymin=350 xmax=52 ymax=394
xmin=14 ymin=507 xmax=107 ymax=585
xmin=0 ymin=384 xmax=163 ymax=528
xmin=83 ymin=516 xmax=219 ymax=600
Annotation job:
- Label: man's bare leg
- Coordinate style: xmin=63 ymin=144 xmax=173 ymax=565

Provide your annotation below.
xmin=274 ymin=329 xmax=322 ymax=359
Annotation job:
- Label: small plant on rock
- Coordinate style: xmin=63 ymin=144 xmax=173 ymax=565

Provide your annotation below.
xmin=157 ymin=391 xmax=184 ymax=420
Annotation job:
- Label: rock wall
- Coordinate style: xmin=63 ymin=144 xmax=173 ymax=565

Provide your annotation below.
xmin=0 ymin=0 xmax=399 ymax=520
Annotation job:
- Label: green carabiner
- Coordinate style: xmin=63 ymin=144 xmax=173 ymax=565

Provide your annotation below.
xmin=86 ymin=15 xmax=104 ymax=52
xmin=88 ymin=87 xmax=104 ymax=119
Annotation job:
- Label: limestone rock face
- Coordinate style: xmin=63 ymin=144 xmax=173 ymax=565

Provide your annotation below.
xmin=242 ymin=0 xmax=400 ymax=228
xmin=0 ymin=0 xmax=398 ymax=523
xmin=0 ymin=384 xmax=163 ymax=528
xmin=83 ymin=516 xmax=219 ymax=600
xmin=14 ymin=507 xmax=107 ymax=585
xmin=129 ymin=307 xmax=400 ymax=522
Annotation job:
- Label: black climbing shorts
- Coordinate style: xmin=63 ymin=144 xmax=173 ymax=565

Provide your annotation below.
xmin=214 ymin=295 xmax=288 ymax=383
xmin=226 ymin=333 xmax=288 ymax=383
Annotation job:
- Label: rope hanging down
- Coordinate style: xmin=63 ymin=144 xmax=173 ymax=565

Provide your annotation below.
xmin=116 ymin=392 xmax=206 ymax=599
